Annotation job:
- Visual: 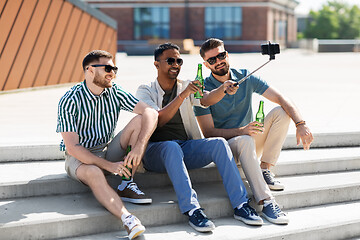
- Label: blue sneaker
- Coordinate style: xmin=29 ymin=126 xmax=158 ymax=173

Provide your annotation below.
xmin=262 ymin=199 xmax=289 ymax=225
xmin=234 ymin=202 xmax=263 ymax=226
xmin=262 ymin=169 xmax=284 ymax=191
xmin=188 ymin=208 xmax=215 ymax=232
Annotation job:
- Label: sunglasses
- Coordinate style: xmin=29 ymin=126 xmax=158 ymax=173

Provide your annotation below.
xmin=158 ymin=57 xmax=183 ymax=66
xmin=91 ymin=64 xmax=118 ymax=74
xmin=206 ymin=51 xmax=227 ymax=65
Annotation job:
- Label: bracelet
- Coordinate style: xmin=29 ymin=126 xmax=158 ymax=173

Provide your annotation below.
xmin=296 ymin=120 xmax=306 ymax=127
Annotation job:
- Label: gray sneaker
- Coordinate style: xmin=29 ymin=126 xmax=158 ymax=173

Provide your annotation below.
xmin=262 ymin=169 xmax=284 ymax=191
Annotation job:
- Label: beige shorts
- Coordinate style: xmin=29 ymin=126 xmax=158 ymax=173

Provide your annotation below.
xmin=65 ymin=131 xmax=126 ymax=183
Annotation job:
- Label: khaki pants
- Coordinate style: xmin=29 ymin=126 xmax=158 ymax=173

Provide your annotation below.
xmin=228 ymin=106 xmax=290 ymax=202
xmin=65 ymin=130 xmax=126 ymax=183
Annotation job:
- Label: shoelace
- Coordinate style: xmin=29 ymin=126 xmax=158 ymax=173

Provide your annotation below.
xmin=267 ymin=201 xmax=286 ymax=217
xmin=263 ymin=170 xmax=277 ymax=184
xmin=192 ymin=208 xmax=207 ymax=223
xmin=242 ymin=203 xmax=257 ymax=216
xmin=127 ymin=182 xmax=145 ymax=195
xmin=123 ymin=215 xmax=137 ymax=230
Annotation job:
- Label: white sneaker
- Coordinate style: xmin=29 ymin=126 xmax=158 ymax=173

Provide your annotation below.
xmin=123 ymin=215 xmax=145 ymax=239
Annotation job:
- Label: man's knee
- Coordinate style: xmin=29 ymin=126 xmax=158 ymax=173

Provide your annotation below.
xmin=207 ymin=137 xmax=234 ymax=159
xmin=77 ymin=165 xmax=105 ymax=185
xmin=271 ymin=106 xmax=290 ymax=123
xmin=232 ymin=135 xmax=256 ymax=149
xmin=127 ymin=115 xmax=142 ymax=130
xmin=159 ymin=141 xmax=183 ymax=164
xmin=208 ymin=137 xmax=229 ymax=148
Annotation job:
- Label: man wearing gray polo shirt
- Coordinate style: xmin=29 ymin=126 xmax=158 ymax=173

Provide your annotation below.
xmin=56 ymin=50 xmax=158 ymax=239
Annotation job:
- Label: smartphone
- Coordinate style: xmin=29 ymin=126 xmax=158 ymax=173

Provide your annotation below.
xmin=261 ymin=42 xmax=280 ymax=59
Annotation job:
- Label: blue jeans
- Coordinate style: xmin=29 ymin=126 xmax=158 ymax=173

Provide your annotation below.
xmin=143 ymin=137 xmax=248 ymax=214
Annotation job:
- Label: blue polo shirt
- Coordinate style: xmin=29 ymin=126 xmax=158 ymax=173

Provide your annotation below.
xmin=194 ymin=68 xmax=269 ymax=129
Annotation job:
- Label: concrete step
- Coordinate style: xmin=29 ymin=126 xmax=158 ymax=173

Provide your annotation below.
xmin=1 ymin=132 xmax=359 ymax=162
xmin=64 ymin=201 xmax=360 ymax=240
xmin=1 ymin=147 xmax=360 ymax=199
xmin=274 ymin=146 xmax=360 ymax=176
xmin=1 ymin=171 xmax=360 ymax=240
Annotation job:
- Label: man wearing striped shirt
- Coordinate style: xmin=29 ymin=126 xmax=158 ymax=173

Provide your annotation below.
xmin=56 ymin=50 xmax=158 ymax=240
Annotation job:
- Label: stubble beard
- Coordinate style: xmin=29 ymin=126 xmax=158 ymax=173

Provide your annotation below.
xmin=212 ymin=62 xmax=230 ymax=76
xmin=93 ymin=72 xmax=112 ymax=89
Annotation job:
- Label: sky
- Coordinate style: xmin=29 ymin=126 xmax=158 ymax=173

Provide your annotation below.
xmin=295 ymin=0 xmax=360 ymax=14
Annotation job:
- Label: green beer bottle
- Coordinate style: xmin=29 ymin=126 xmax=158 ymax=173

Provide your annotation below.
xmin=122 ymin=145 xmax=132 ymax=181
xmin=194 ymin=63 xmax=204 ymax=99
xmin=256 ymin=100 xmax=265 ymax=124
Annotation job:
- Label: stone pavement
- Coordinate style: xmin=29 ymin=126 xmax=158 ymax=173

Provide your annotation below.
xmin=0 ymin=49 xmax=359 ymax=147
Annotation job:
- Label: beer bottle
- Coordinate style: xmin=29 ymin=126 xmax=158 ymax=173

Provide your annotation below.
xmin=122 ymin=145 xmax=132 ymax=181
xmin=194 ymin=63 xmax=204 ymax=99
xmin=256 ymin=100 xmax=265 ymax=124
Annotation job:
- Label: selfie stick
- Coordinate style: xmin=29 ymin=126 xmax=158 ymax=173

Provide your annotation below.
xmin=233 ymin=59 xmax=272 ymax=87
xmin=232 ymin=41 xmax=277 ymax=87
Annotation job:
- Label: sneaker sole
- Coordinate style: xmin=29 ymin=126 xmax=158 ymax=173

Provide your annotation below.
xmin=268 ymin=184 xmax=285 ymax=191
xmin=189 ymin=221 xmax=215 ymax=232
xmin=234 ymin=214 xmax=263 ymax=226
xmin=121 ymin=197 xmax=152 ymax=204
xmin=261 ymin=212 xmax=289 ymax=225
xmin=128 ymin=225 xmax=146 ymax=239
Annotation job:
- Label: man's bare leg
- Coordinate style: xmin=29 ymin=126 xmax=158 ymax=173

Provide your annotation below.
xmin=77 ymin=164 xmax=130 ymax=218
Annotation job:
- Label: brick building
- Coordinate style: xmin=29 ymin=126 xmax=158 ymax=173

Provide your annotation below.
xmin=84 ymin=0 xmax=298 ymax=53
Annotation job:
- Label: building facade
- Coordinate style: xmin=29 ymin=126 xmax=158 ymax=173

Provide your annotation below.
xmin=84 ymin=0 xmax=298 ymax=53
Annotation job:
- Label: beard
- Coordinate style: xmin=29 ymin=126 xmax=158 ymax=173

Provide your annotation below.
xmin=212 ymin=62 xmax=230 ymax=76
xmin=93 ymin=71 xmax=112 ymax=88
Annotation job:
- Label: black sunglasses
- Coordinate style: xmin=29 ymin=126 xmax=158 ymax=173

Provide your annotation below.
xmin=158 ymin=57 xmax=183 ymax=66
xmin=206 ymin=51 xmax=227 ymax=65
xmin=91 ymin=64 xmax=118 ymax=74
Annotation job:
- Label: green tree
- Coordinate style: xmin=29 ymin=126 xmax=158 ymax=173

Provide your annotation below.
xmin=304 ymin=1 xmax=360 ymax=39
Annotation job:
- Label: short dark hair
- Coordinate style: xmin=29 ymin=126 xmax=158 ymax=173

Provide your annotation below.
xmin=154 ymin=42 xmax=180 ymax=61
xmin=200 ymin=38 xmax=224 ymax=59
xmin=82 ymin=50 xmax=113 ymax=71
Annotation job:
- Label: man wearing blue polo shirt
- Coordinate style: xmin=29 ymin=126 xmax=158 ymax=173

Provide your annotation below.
xmin=194 ymin=38 xmax=313 ymax=224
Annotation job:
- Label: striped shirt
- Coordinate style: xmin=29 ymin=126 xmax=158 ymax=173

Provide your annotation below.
xmin=56 ymin=80 xmax=139 ymax=151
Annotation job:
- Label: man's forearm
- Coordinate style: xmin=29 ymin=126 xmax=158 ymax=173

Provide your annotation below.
xmin=157 ymin=94 xmax=184 ymax=127
xmin=279 ymin=97 xmax=303 ymax=124
xmin=135 ymin=107 xmax=158 ymax=146
xmin=201 ymin=86 xmax=226 ymax=106
xmin=66 ymin=144 xmax=111 ymax=170
xmin=203 ymin=126 xmax=243 ymax=140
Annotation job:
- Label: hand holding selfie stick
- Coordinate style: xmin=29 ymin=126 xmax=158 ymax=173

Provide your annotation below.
xmin=225 ymin=41 xmax=280 ymax=91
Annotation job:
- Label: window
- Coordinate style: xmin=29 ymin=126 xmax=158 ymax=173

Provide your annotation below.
xmin=134 ymin=8 xmax=169 ymax=40
xmin=205 ymin=7 xmax=242 ymax=40
xmin=278 ymin=20 xmax=287 ymax=39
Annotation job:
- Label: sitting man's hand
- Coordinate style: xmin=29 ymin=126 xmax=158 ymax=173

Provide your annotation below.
xmin=224 ymin=80 xmax=239 ymax=95
xmin=296 ymin=124 xmax=313 ymax=150
xmin=241 ymin=121 xmax=265 ymax=136
xmin=183 ymin=80 xmax=202 ymax=98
